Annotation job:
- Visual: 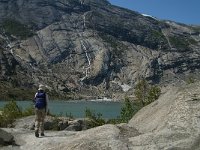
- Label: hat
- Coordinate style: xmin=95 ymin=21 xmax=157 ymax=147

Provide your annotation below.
xmin=38 ymin=84 xmax=45 ymax=90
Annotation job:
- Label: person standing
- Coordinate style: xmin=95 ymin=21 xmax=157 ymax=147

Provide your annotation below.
xmin=34 ymin=84 xmax=49 ymax=137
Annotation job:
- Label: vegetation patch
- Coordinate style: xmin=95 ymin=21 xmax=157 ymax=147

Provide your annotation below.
xmin=0 ymin=101 xmax=34 ymax=127
xmin=150 ymin=30 xmax=165 ymax=39
xmin=119 ymin=97 xmax=141 ymax=123
xmin=141 ymin=29 xmax=169 ymax=50
xmin=134 ymin=79 xmax=161 ymax=107
xmin=1 ymin=19 xmax=35 ymax=40
xmin=169 ymin=36 xmax=197 ymax=51
xmin=84 ymin=107 xmax=106 ymax=128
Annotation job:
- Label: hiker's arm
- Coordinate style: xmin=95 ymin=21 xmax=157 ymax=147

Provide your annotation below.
xmin=45 ymin=94 xmax=49 ymax=113
xmin=33 ymin=93 xmax=37 ymax=104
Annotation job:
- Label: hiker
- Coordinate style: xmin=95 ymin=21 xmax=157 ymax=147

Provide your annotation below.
xmin=33 ymin=84 xmax=49 ymax=137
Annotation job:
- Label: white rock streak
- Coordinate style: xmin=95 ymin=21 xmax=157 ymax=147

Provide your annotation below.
xmin=83 ymin=13 xmax=86 ymax=29
xmin=111 ymin=81 xmax=132 ymax=92
xmin=80 ymin=39 xmax=91 ymax=81
xmin=142 ymin=14 xmax=158 ymax=20
xmin=80 ymin=40 xmax=91 ymax=66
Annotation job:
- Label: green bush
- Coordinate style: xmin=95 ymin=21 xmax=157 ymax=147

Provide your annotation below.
xmin=120 ymin=97 xmax=134 ymax=123
xmin=84 ymin=107 xmax=105 ymax=128
xmin=22 ymin=105 xmax=35 ymax=117
xmin=0 ymin=100 xmax=22 ymax=127
xmin=147 ymin=86 xmax=161 ymax=105
xmin=118 ymin=97 xmax=143 ymax=123
xmin=168 ymin=36 xmax=197 ymax=51
xmin=134 ymin=79 xmax=149 ymax=106
xmin=0 ymin=101 xmax=35 ymax=127
xmin=106 ymin=117 xmax=121 ymax=124
xmin=134 ymin=79 xmax=161 ymax=106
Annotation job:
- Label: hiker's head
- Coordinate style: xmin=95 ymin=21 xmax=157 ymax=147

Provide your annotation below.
xmin=38 ymin=84 xmax=45 ymax=91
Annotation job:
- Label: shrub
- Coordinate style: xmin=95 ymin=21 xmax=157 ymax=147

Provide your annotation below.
xmin=134 ymin=79 xmax=161 ymax=106
xmin=1 ymin=19 xmax=35 ymax=40
xmin=134 ymin=79 xmax=149 ymax=106
xmin=0 ymin=101 xmax=35 ymax=127
xmin=120 ymin=97 xmax=134 ymax=123
xmin=0 ymin=100 xmax=22 ymax=127
xmin=84 ymin=107 xmax=105 ymax=128
xmin=106 ymin=117 xmax=121 ymax=124
xmin=168 ymin=36 xmax=197 ymax=51
xmin=147 ymin=86 xmax=161 ymax=105
xmin=22 ymin=105 xmax=35 ymax=117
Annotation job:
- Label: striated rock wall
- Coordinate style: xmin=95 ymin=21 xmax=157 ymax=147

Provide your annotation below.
xmin=0 ymin=0 xmax=200 ymax=100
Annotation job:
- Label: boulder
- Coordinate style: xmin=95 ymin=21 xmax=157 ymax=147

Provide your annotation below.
xmin=0 ymin=129 xmax=14 ymax=146
xmin=65 ymin=119 xmax=83 ymax=131
xmin=55 ymin=124 xmax=128 ymax=150
xmin=14 ymin=116 xmax=35 ymax=130
xmin=128 ymin=82 xmax=200 ymax=149
xmin=44 ymin=116 xmax=69 ymax=130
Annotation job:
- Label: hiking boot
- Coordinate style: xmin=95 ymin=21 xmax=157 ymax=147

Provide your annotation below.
xmin=35 ymin=131 xmax=39 ymax=137
xmin=41 ymin=133 xmax=45 ymax=136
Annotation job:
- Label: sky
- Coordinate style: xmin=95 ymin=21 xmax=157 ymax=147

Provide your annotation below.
xmin=108 ymin=0 xmax=200 ymax=25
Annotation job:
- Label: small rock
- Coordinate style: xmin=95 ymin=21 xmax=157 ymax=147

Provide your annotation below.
xmin=65 ymin=120 xmax=82 ymax=131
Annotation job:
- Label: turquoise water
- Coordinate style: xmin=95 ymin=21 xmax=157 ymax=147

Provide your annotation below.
xmin=0 ymin=100 xmax=122 ymax=119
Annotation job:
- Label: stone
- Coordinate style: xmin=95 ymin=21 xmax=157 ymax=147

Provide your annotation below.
xmin=65 ymin=119 xmax=83 ymax=131
xmin=128 ymin=82 xmax=200 ymax=149
xmin=58 ymin=120 xmax=68 ymax=130
xmin=14 ymin=116 xmax=35 ymax=130
xmin=0 ymin=129 xmax=14 ymax=146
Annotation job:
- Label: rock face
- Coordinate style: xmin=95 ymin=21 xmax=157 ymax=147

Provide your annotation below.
xmin=1 ymin=82 xmax=200 ymax=149
xmin=128 ymin=82 xmax=200 ymax=149
xmin=0 ymin=0 xmax=200 ymax=100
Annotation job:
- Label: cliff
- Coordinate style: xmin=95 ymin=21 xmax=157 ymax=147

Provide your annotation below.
xmin=0 ymin=0 xmax=200 ymax=100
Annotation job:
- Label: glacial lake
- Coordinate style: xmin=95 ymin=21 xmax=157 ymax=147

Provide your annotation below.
xmin=0 ymin=100 xmax=123 ymax=119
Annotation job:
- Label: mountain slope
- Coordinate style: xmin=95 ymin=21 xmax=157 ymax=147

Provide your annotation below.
xmin=0 ymin=0 xmax=200 ymax=100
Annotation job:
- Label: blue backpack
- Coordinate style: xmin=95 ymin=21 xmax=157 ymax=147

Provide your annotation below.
xmin=35 ymin=91 xmax=46 ymax=109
